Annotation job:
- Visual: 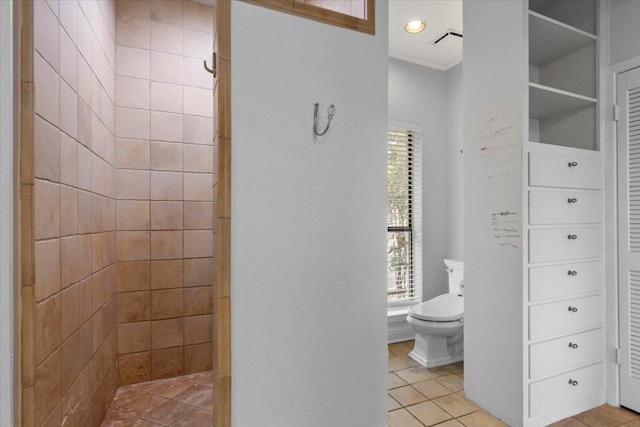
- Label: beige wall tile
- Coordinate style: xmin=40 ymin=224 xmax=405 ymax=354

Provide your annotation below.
xmin=77 ymin=100 xmax=92 ymax=148
xmin=184 ymin=314 xmax=212 ymax=345
xmin=35 ymin=296 xmax=61 ymax=366
xmin=59 ymin=134 xmax=78 ymax=187
xmin=150 ymin=259 xmax=183 ymax=289
xmin=117 ymin=261 xmax=151 ymax=292
xmin=60 ymin=235 xmax=79 ymax=290
xmin=60 ymin=186 xmax=79 ymax=237
xmin=116 ymin=0 xmax=150 ymax=20
xmin=150 ymin=141 xmax=183 ymax=171
xmin=151 ymin=318 xmax=184 ymax=349
xmin=117 ymin=200 xmax=150 ymax=230
xmin=59 ymin=28 xmax=78 ymax=91
xmin=60 ymin=80 xmax=78 ymax=138
xmin=151 ymin=21 xmax=183 ymax=55
xmin=183 ymin=87 xmax=213 ymax=117
xmin=118 ymin=291 xmax=151 ymax=323
xmin=184 ymin=286 xmax=212 ymax=316
xmin=34 ymin=0 xmax=60 ymax=71
xmin=184 ymin=173 xmax=212 ymax=201
xmin=150 ymin=51 xmax=183 ymax=84
xmin=184 ymin=230 xmax=213 ymax=258
xmin=34 ymin=179 xmax=61 ymax=240
xmin=78 ymin=234 xmax=93 ymax=280
xmin=116 ymin=138 xmax=150 ymax=170
xmin=34 ymin=53 xmax=61 ymax=127
xmin=183 ymin=115 xmax=213 ymax=145
xmin=150 ymin=81 xmax=183 ymax=114
xmin=117 ymin=231 xmax=151 ymax=261
xmin=151 ymin=0 xmax=184 ymax=26
xmin=150 ymin=201 xmax=183 ymax=230
xmin=116 ymin=46 xmax=150 ymax=79
xmin=184 ymin=342 xmax=213 ymax=374
xmin=116 ymin=169 xmax=150 ymax=200
xmin=118 ymin=321 xmax=151 ymax=354
xmin=183 ymin=29 xmax=212 ymax=60
xmin=151 ymin=347 xmax=184 ymax=380
xmin=77 ymin=190 xmax=92 ymax=234
xmin=117 ymin=14 xmax=151 ymax=49
xmin=60 ymin=281 xmax=92 ymax=341
xmin=60 ymin=361 xmax=93 ymax=426
xmin=184 ymin=1 xmax=214 ymax=33
xmin=150 ymin=111 xmax=183 ymax=142
xmin=183 ymin=202 xmax=213 ymax=230
xmin=116 ymin=76 xmax=150 ymax=109
xmin=150 ymin=230 xmax=183 ymax=260
xmin=60 ymin=320 xmax=93 ymax=394
xmin=59 ymin=0 xmax=79 ymax=43
xmin=34 ymin=117 xmax=61 ymax=182
xmin=183 ymin=144 xmax=213 ymax=173
xmin=183 ymin=258 xmax=212 ymax=287
xmin=183 ymin=57 xmax=213 ymax=90
xmin=34 ymin=351 xmax=62 ymax=426
xmin=118 ymin=351 xmax=151 ymax=385
xmin=150 ymin=171 xmax=182 ymax=200
xmin=77 ymin=57 xmax=92 ymax=104
xmin=116 ymin=107 xmax=150 ymax=140
xmin=151 ymin=289 xmax=184 ymax=320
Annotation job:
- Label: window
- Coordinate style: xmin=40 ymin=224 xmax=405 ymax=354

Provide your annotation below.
xmin=243 ymin=0 xmax=375 ymax=35
xmin=387 ymin=123 xmax=422 ymax=306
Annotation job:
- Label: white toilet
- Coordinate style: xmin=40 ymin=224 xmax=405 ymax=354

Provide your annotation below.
xmin=406 ymin=259 xmax=464 ymax=368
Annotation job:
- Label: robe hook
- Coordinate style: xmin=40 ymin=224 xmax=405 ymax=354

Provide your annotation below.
xmin=313 ymin=103 xmax=336 ymax=136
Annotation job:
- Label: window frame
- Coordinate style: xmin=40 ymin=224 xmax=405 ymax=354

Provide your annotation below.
xmin=387 ymin=121 xmax=423 ymax=310
xmin=242 ymin=0 xmax=375 ymax=35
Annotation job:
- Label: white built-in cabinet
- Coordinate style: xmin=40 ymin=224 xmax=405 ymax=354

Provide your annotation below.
xmin=464 ymin=1 xmax=607 ymax=426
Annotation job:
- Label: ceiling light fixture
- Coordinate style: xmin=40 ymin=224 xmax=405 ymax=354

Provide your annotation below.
xmin=405 ymin=20 xmax=426 ymax=34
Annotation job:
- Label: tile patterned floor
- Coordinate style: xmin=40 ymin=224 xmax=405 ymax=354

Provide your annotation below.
xmin=101 ymin=371 xmax=213 ymax=426
xmin=388 ymin=341 xmax=640 ymax=427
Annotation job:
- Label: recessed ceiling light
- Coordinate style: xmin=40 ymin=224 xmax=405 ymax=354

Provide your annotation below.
xmin=405 ymin=20 xmax=426 ymax=34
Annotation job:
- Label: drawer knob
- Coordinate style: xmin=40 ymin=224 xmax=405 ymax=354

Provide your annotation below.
xmin=568 ymin=270 xmax=578 ymax=276
xmin=568 ymin=198 xmax=578 ymax=204
xmin=568 ymin=342 xmax=579 ymax=349
xmin=568 ymin=234 xmax=578 ymax=240
xmin=568 ymin=306 xmax=578 ymax=312
xmin=568 ymin=379 xmax=579 ymax=386
xmin=568 ymin=161 xmax=578 ymax=167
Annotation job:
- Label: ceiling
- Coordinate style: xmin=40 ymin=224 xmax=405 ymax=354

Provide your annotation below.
xmin=389 ymin=0 xmax=463 ymax=71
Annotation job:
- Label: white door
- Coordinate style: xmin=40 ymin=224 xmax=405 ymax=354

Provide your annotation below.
xmin=618 ymin=66 xmax=640 ymax=413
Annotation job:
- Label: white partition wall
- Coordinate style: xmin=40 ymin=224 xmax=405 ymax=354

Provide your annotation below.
xmin=0 ymin=0 xmax=15 ymax=424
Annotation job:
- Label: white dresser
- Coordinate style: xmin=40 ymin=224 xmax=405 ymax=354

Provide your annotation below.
xmin=526 ymin=143 xmax=605 ymax=424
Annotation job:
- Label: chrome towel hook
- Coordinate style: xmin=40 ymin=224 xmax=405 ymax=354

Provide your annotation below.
xmin=313 ymin=103 xmax=336 ymax=136
xmin=204 ymin=52 xmax=217 ymax=77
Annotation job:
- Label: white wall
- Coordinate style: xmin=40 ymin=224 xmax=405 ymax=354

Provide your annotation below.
xmin=0 ymin=0 xmax=14 ymax=424
xmin=230 ymin=3 xmax=389 ymax=426
xmin=447 ymin=63 xmax=464 ymax=260
xmin=608 ymin=0 xmax=640 ymax=66
xmin=389 ymin=58 xmax=450 ymax=300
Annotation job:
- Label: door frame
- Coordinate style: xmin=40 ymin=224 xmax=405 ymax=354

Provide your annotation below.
xmin=605 ymin=51 xmax=640 ymax=408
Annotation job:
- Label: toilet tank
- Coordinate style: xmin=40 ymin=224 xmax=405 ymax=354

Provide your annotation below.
xmin=444 ymin=258 xmax=464 ymax=294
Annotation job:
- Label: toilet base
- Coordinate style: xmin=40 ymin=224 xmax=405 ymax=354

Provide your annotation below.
xmin=408 ymin=349 xmax=463 ymax=369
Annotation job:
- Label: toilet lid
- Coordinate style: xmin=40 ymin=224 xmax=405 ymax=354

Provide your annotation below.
xmin=408 ymin=293 xmax=464 ymax=322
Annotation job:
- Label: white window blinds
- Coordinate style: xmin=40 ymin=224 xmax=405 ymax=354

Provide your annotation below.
xmin=387 ymin=124 xmax=423 ymax=306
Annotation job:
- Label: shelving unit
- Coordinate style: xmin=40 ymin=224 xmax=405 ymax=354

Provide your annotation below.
xmin=463 ymin=1 xmax=606 ymax=426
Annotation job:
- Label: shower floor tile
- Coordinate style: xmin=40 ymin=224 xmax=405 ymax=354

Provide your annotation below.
xmin=102 ymin=371 xmax=213 ymax=426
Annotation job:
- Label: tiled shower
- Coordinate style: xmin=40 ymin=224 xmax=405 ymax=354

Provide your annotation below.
xmin=26 ymin=0 xmax=218 ymax=425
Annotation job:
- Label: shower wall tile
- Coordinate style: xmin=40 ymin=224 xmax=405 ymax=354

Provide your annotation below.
xmin=116 ymin=0 xmax=215 ymax=385
xmin=34 ymin=117 xmax=61 ymax=182
xmin=116 ymin=76 xmax=150 ymax=109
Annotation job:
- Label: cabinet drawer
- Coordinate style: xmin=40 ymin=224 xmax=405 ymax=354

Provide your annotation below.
xmin=529 ymin=152 xmax=602 ymax=189
xmin=529 ymin=227 xmax=602 ymax=263
xmin=529 ymin=329 xmax=603 ymax=380
xmin=529 ymin=191 xmax=603 ymax=225
xmin=529 ymin=295 xmax=603 ymax=341
xmin=529 ymin=363 xmax=604 ymax=418
xmin=529 ymin=261 xmax=603 ymax=302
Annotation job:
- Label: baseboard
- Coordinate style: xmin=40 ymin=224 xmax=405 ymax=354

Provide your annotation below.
xmin=388 ymin=313 xmax=414 ymax=344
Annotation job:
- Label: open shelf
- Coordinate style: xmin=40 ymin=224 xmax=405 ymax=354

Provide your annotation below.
xmin=529 ymin=11 xmax=597 ymax=66
xmin=529 ymin=83 xmax=597 ymax=120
